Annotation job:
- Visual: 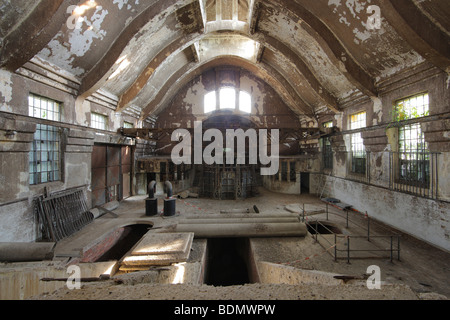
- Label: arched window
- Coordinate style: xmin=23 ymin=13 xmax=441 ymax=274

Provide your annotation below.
xmin=220 ymin=87 xmax=236 ymax=110
xmin=204 ymin=88 xmax=252 ymax=113
xmin=239 ymin=91 xmax=251 ymax=113
xmin=204 ymin=91 xmax=216 ymax=113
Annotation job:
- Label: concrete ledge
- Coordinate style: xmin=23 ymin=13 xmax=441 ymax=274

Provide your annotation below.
xmin=258 ymin=261 xmax=344 ymax=286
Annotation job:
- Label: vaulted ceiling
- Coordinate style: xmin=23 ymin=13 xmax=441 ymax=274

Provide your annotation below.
xmin=1 ymin=0 xmax=449 ymax=122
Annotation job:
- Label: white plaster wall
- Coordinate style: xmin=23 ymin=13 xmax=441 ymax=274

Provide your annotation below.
xmin=325 ymin=176 xmax=450 ymax=252
xmin=0 ymin=201 xmax=35 ymax=242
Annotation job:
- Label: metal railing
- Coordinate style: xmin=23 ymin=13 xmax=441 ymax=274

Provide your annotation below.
xmin=389 ymin=151 xmax=439 ymax=199
xmin=320 ymin=151 xmax=441 ymax=200
xmin=303 ymin=202 xmax=401 ymax=263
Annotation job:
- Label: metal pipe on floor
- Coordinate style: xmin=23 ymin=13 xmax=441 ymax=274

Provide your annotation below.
xmin=178 ymin=217 xmax=299 ymax=224
xmin=146 ymin=181 xmax=158 ymax=216
xmin=0 ymin=242 xmax=56 ymax=262
xmin=175 ymin=222 xmax=307 ymax=238
xmin=165 ymin=181 xmax=173 ymax=198
xmin=164 ymin=181 xmax=176 ymax=217
xmin=148 ymin=180 xmax=156 ymax=199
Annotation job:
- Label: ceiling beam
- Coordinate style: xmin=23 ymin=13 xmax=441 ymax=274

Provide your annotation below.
xmin=263 ymin=0 xmax=378 ymax=98
xmin=116 ymin=29 xmax=339 ymax=115
xmin=380 ymin=0 xmax=450 ymax=73
xmin=139 ymin=55 xmax=315 ymax=120
xmin=116 ymin=33 xmax=201 ymax=112
xmin=249 ymin=1 xmax=261 ymax=34
xmin=77 ymin=0 xmax=197 ymax=99
xmin=0 ymin=0 xmax=79 ymax=72
xmin=256 ymin=33 xmax=341 ymax=113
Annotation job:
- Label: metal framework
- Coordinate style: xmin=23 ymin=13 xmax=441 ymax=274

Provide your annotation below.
xmin=119 ymin=127 xmax=323 ymax=143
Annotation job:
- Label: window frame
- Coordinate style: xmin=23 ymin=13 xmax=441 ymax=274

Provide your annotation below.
xmin=123 ymin=121 xmax=134 ymax=129
xmin=322 ymin=137 xmax=333 ymax=170
xmin=394 ymin=93 xmax=430 ymax=188
xmin=219 ymin=87 xmax=237 ymax=110
xmin=349 ymin=111 xmax=367 ymax=175
xmin=91 ymin=112 xmax=108 ymax=131
xmin=28 ymin=94 xmax=63 ymax=186
xmin=204 ymin=88 xmax=252 ymax=114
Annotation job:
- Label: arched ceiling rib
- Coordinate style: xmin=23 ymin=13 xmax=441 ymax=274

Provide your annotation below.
xmin=1 ymin=0 xmax=448 ymax=122
xmin=0 ymin=0 xmax=80 ymax=72
xmin=78 ymin=0 xmax=204 ymax=98
xmin=139 ymin=55 xmax=315 ymax=120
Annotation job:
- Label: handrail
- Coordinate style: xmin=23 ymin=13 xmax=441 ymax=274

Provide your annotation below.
xmin=304 ymin=200 xmax=402 ymax=263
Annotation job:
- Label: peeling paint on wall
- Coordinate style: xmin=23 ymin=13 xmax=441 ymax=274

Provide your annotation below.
xmin=113 ymin=0 xmax=141 ymax=11
xmin=38 ymin=6 xmax=109 ymax=77
xmin=0 ymin=69 xmax=13 ymax=112
xmin=68 ymin=6 xmax=108 ymax=57
xmin=371 ymin=96 xmax=382 ymax=125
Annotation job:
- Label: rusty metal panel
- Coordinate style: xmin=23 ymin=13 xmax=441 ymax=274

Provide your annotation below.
xmin=92 ymin=189 xmax=106 ymax=207
xmin=107 ymin=165 xmax=120 ymax=186
xmin=91 ymin=168 xmax=106 ymax=191
xmin=107 ymin=146 xmax=120 ymax=167
xmin=122 ymin=146 xmax=132 ymax=166
xmin=92 ymin=145 xmax=107 ymax=169
xmin=92 ymin=145 xmax=108 ymax=207
xmin=122 ymin=164 xmax=131 ymax=174
xmin=122 ymin=173 xmax=131 ymax=198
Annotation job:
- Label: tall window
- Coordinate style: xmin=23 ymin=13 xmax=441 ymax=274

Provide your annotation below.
xmin=28 ymin=94 xmax=62 ymax=185
xmin=350 ymin=111 xmax=366 ymax=174
xmin=91 ymin=113 xmax=108 ymax=130
xmin=396 ymin=93 xmax=430 ymax=186
xmin=323 ymin=137 xmax=333 ymax=170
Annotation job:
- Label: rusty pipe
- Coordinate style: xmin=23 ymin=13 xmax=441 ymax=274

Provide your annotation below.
xmin=148 ymin=180 xmax=156 ymax=198
xmin=165 ymin=181 xmax=173 ymax=198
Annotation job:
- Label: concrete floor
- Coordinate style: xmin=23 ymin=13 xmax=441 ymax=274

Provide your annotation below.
xmin=52 ymin=187 xmax=450 ymax=298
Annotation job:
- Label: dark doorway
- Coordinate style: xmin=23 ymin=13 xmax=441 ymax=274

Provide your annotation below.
xmin=301 ymin=172 xmax=310 ymax=194
xmin=91 ymin=144 xmax=132 ymax=207
xmin=205 ymin=238 xmax=250 ymax=286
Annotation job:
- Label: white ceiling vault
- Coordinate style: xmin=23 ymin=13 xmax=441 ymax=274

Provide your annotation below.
xmin=1 ymin=0 xmax=449 ymax=121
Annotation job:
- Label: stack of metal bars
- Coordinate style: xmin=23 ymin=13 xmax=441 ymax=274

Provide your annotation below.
xmin=35 ymin=189 xmax=94 ymax=242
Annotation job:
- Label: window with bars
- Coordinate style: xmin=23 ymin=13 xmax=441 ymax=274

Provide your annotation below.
xmin=204 ymin=88 xmax=252 ymax=113
xmin=396 ymin=93 xmax=430 ymax=187
xmin=91 ymin=113 xmax=108 ymax=130
xmin=323 ymin=121 xmax=333 ymax=129
xmin=350 ymin=111 xmax=366 ymax=174
xmin=28 ymin=93 xmax=61 ymax=122
xmin=123 ymin=121 xmax=134 ymax=129
xmin=28 ymin=94 xmax=62 ymax=185
xmin=323 ymin=137 xmax=333 ymax=170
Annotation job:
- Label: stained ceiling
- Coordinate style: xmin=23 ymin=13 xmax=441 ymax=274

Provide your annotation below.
xmin=1 ymin=0 xmax=449 ymax=122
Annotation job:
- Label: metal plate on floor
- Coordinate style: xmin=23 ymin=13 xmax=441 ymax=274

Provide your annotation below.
xmin=131 ymin=232 xmax=194 ymax=256
xmin=120 ymin=232 xmax=194 ymax=268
